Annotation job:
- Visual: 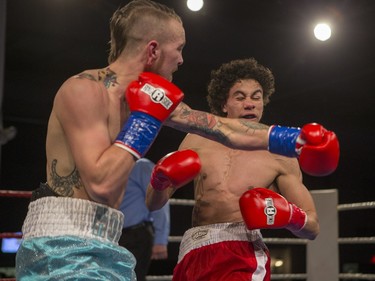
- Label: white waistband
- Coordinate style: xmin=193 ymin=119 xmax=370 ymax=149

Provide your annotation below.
xmin=22 ymin=197 xmax=124 ymax=244
xmin=178 ymin=222 xmax=264 ymax=263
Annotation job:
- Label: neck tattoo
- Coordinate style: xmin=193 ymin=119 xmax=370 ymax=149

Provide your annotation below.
xmin=99 ymin=68 xmax=119 ymax=89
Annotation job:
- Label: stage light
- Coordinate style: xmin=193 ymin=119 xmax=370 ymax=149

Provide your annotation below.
xmin=314 ymin=23 xmax=332 ymax=41
xmin=274 ymin=259 xmax=284 ymax=267
xmin=187 ymin=0 xmax=204 ymax=12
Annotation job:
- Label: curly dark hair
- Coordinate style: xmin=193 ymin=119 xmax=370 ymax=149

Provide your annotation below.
xmin=207 ymin=58 xmax=275 ymax=116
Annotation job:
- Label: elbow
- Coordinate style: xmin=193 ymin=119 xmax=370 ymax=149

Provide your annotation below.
xmin=145 ymin=197 xmax=154 ymax=211
xmin=86 ymin=182 xmax=121 ymax=207
xmin=310 ymin=224 xmax=320 ymax=240
xmin=148 ymin=204 xmax=160 ymax=212
xmin=305 ymin=222 xmax=320 ymax=241
xmin=145 ymin=192 xmax=157 ymax=211
xmin=146 ymin=197 xmax=163 ymax=212
xmin=306 ymin=232 xmax=318 ymax=241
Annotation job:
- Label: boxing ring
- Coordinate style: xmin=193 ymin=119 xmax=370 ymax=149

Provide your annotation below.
xmin=0 ymin=189 xmax=374 ymax=280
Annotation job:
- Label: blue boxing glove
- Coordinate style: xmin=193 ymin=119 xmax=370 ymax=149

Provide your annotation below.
xmin=268 ymin=123 xmax=340 ymax=176
xmin=268 ymin=125 xmax=303 ymax=157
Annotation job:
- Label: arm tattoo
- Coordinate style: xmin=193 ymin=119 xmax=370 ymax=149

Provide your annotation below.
xmin=239 ymin=119 xmax=269 ymax=133
xmin=176 ymin=106 xmax=231 ymax=145
xmin=49 ymin=159 xmax=83 ymax=197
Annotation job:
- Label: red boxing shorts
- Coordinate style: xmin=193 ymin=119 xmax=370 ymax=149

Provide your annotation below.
xmin=173 ymin=222 xmax=270 ymax=281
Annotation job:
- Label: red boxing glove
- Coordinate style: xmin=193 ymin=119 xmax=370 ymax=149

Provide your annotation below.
xmin=126 ymin=72 xmax=184 ymax=122
xmin=115 ymin=72 xmax=184 ymax=158
xmin=298 ymin=123 xmax=340 ymax=176
xmin=239 ymin=188 xmax=307 ymax=233
xmin=151 ymin=150 xmax=201 ymax=191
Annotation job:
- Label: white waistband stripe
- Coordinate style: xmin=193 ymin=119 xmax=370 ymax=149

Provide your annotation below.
xmin=22 ymin=197 xmax=124 ymax=244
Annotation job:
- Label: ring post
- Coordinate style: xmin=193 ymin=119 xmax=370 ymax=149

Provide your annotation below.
xmin=307 ymin=189 xmax=339 ymax=281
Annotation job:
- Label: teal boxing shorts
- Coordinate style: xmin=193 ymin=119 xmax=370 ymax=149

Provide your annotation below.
xmin=16 ymin=197 xmax=136 ymax=281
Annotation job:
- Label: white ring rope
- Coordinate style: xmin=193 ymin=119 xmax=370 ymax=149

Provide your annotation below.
xmin=169 ymin=236 xmax=309 ymax=244
xmin=3 ymin=232 xmax=373 ymax=246
xmin=168 ymin=198 xmax=194 ymax=206
xmin=339 ymin=273 xmax=375 ymax=280
xmin=170 ymin=235 xmax=375 ymax=245
xmin=338 ymin=201 xmax=375 ymax=211
xmin=145 ymin=273 xmax=310 ymax=280
xmin=338 ymin=236 xmax=375 ymax=244
xmin=170 ymin=198 xmax=375 ymax=212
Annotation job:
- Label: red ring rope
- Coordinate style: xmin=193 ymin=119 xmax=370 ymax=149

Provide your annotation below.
xmin=0 ymin=232 xmax=23 ymax=239
xmin=0 ymin=190 xmax=32 ymax=198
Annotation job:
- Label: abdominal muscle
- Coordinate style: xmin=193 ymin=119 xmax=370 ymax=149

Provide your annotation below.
xmin=192 ymin=185 xmax=244 ymax=227
xmin=189 ymin=140 xmax=279 ymax=227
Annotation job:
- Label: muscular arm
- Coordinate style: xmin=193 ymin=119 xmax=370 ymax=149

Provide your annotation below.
xmin=51 ymin=76 xmax=135 ymax=207
xmin=146 ymin=186 xmax=176 ymax=211
xmin=275 ymin=159 xmax=320 ymax=239
xmin=165 ymin=102 xmax=270 ymax=150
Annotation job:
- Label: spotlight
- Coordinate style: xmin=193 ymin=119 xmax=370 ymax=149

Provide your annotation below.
xmin=314 ymin=23 xmax=332 ymax=41
xmin=187 ymin=0 xmax=204 ymax=12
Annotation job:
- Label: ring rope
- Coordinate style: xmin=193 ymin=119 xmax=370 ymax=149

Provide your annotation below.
xmin=338 ymin=201 xmax=375 ymax=211
xmin=145 ymin=273 xmax=375 ymax=281
xmin=2 ymin=232 xmax=373 ymax=246
xmin=339 ymin=273 xmax=375 ymax=280
xmin=169 ymin=198 xmax=375 ymax=212
xmin=169 ymin=198 xmax=194 ymax=206
xmin=2 ymin=273 xmax=375 ymax=281
xmin=145 ymin=273 xmax=310 ymax=280
xmin=1 ymin=189 xmax=374 ymax=212
xmin=338 ymin=236 xmax=375 ymax=244
xmin=0 ymin=190 xmax=31 ymax=198
xmin=0 ymin=232 xmax=22 ymax=239
xmin=170 ymin=236 xmax=375 ymax=244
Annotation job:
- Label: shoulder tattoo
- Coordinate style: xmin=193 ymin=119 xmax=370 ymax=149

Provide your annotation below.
xmin=75 ymin=72 xmax=97 ymax=81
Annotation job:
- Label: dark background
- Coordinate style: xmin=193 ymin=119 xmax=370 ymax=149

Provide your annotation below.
xmin=1 ymin=0 xmax=375 ymax=277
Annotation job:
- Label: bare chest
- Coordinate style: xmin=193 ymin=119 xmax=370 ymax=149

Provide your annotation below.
xmin=198 ymin=142 xmax=280 ymax=193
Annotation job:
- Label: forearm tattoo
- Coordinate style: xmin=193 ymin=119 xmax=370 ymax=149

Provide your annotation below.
xmin=238 ymin=119 xmax=269 ymax=133
xmin=174 ymin=105 xmax=230 ymax=145
xmin=49 ymin=159 xmax=83 ymax=197
xmin=172 ymin=104 xmax=268 ymax=146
